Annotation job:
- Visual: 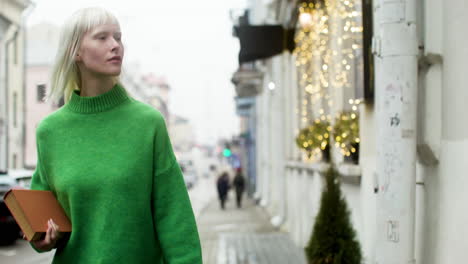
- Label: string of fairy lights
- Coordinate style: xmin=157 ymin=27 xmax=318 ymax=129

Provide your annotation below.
xmin=294 ymin=0 xmax=363 ymax=160
xmin=329 ymin=0 xmax=363 ymax=91
xmin=295 ymin=1 xmax=329 ymax=127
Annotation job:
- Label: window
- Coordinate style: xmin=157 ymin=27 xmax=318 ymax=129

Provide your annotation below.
xmin=37 ymin=84 xmax=46 ymax=102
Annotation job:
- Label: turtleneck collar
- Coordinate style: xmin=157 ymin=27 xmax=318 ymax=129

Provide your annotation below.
xmin=65 ymin=83 xmax=129 ymax=114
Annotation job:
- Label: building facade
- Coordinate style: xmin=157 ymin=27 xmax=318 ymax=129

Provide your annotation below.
xmin=0 ymin=0 xmax=31 ymax=171
xmin=169 ymin=114 xmax=195 ymax=153
xmin=233 ymin=0 xmax=468 ymax=263
xmin=24 ymin=22 xmax=61 ymax=168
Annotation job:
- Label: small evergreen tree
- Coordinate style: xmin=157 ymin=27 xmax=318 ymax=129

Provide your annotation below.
xmin=305 ymin=168 xmax=362 ymax=264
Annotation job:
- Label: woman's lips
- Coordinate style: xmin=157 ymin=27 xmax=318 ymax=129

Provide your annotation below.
xmin=108 ymin=56 xmax=122 ymax=63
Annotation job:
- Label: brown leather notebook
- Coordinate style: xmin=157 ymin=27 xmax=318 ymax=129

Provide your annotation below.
xmin=3 ymin=189 xmax=72 ymax=241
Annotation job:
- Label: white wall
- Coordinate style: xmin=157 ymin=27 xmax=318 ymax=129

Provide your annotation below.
xmin=245 ymin=0 xmax=468 ymax=263
xmin=420 ymin=0 xmax=468 ymax=263
xmin=7 ymin=28 xmax=25 ymax=169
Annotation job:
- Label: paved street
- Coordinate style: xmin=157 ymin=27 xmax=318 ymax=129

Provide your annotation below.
xmin=216 ymin=233 xmax=307 ymax=264
xmin=197 ymin=196 xmax=307 ymax=264
xmin=0 ymin=240 xmax=55 ymax=263
xmin=189 ymin=174 xmax=217 ymax=219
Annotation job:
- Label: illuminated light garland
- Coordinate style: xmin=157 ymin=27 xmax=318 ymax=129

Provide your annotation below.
xmin=327 ymin=0 xmax=363 ymax=96
xmin=294 ymin=0 xmax=364 ymax=161
xmin=332 ymin=110 xmax=360 ymax=156
xmin=295 ymin=118 xmax=332 ymax=159
xmin=295 ymin=0 xmax=330 ymax=130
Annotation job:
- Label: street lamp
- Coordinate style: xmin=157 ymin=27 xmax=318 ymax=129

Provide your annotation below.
xmin=268 ymin=82 xmax=276 ymax=91
xmin=299 ymin=12 xmax=313 ymax=28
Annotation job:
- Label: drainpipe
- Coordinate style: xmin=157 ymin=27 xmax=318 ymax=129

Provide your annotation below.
xmin=373 ymin=0 xmax=418 ymax=263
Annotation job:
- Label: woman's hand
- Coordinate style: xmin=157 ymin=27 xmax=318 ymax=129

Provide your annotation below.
xmin=30 ymin=219 xmax=61 ymax=252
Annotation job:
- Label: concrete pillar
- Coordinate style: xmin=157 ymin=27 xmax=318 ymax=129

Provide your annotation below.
xmin=374 ymin=0 xmax=419 ymax=263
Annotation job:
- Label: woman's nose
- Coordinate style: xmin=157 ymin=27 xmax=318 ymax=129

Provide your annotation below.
xmin=110 ymin=38 xmax=121 ymax=51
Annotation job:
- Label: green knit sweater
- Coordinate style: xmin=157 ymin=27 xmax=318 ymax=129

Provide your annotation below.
xmin=30 ymin=84 xmax=202 ymax=263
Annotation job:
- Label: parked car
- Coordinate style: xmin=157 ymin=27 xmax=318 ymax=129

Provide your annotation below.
xmin=7 ymin=169 xmax=33 ymax=189
xmin=0 ymin=169 xmax=34 ymax=245
xmin=179 ymin=163 xmax=198 ymax=189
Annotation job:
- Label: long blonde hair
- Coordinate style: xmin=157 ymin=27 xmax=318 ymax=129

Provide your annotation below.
xmin=47 ymin=7 xmax=120 ymax=104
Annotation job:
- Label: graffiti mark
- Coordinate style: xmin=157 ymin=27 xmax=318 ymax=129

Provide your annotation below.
xmin=390 ymin=113 xmax=400 ymax=127
xmin=381 ymin=144 xmax=400 ymax=193
xmin=387 ymin=220 xmax=399 ymax=242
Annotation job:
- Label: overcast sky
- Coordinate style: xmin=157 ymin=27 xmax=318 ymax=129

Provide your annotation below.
xmin=28 ymin=0 xmax=246 ymax=145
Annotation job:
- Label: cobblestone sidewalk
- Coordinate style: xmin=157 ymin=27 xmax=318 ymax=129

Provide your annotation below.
xmin=197 ymin=197 xmax=307 ymax=264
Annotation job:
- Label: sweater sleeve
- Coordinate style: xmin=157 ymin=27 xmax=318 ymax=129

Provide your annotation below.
xmin=30 ymin=127 xmax=51 ymax=191
xmin=152 ymin=114 xmax=203 ymax=264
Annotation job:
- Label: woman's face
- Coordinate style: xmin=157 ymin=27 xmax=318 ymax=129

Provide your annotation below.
xmin=76 ymin=23 xmax=124 ymax=77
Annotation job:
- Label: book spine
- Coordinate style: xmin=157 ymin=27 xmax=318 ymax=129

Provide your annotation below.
xmin=4 ymin=190 xmax=35 ymax=241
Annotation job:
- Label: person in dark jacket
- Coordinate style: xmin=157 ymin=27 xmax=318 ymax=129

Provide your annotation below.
xmin=216 ymin=172 xmax=230 ymax=210
xmin=233 ymin=168 xmax=246 ymax=208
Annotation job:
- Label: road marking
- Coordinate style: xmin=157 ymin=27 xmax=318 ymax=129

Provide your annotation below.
xmin=217 ymin=237 xmax=227 ymax=264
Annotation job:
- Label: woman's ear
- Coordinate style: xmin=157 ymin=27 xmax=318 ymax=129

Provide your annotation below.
xmin=75 ymin=53 xmax=82 ymax=62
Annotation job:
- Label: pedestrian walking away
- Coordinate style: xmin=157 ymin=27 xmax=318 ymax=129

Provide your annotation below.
xmin=216 ymin=172 xmax=230 ymax=210
xmin=233 ymin=168 xmax=246 ymax=208
xmin=28 ymin=7 xmax=202 ymax=263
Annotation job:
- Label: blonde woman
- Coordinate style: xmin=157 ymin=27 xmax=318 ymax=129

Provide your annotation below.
xmin=29 ymin=7 xmax=202 ymax=263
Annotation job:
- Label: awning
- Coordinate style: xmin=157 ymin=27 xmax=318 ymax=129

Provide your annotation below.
xmin=234 ymin=25 xmax=296 ymax=64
